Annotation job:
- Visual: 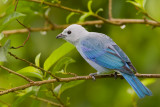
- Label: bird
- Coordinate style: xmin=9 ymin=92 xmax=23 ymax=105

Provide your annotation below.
xmin=56 ymin=24 xmax=152 ymax=98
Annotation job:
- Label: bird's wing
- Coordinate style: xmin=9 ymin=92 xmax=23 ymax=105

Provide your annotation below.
xmin=112 ymin=45 xmax=137 ymax=72
xmin=79 ymin=35 xmax=134 ymax=74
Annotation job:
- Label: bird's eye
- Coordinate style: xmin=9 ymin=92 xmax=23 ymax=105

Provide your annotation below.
xmin=67 ymin=30 xmax=71 ymax=34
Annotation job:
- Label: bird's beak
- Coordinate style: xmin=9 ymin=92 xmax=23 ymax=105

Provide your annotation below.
xmin=56 ymin=33 xmax=66 ymax=39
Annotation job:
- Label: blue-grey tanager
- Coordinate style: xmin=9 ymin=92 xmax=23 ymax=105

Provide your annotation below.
xmin=56 ymin=24 xmax=152 ymax=98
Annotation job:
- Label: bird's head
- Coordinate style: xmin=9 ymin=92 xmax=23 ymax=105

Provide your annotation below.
xmin=56 ymin=24 xmax=88 ymax=44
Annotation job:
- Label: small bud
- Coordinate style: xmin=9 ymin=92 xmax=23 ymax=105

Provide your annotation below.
xmin=120 ymin=25 xmax=126 ymax=29
xmin=95 ymin=24 xmax=102 ymax=28
xmin=40 ymin=31 xmax=47 ymax=35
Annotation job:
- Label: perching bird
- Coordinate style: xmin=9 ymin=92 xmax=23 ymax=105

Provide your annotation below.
xmin=56 ymin=24 xmax=152 ymax=98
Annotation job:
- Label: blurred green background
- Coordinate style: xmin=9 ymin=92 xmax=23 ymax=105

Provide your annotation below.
xmin=0 ymin=0 xmax=160 ymax=107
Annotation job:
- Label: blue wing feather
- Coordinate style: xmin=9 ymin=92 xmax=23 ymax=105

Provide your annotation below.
xmin=78 ymin=34 xmax=151 ymax=98
xmin=80 ymin=36 xmax=133 ymax=74
xmin=81 ymin=45 xmax=123 ymax=69
xmin=113 ymin=45 xmax=137 ymax=72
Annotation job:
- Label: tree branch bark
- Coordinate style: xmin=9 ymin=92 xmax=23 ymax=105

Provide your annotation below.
xmin=2 ymin=19 xmax=160 ymax=35
xmin=108 ymin=0 xmax=112 ymax=20
xmin=8 ymin=52 xmax=60 ymax=80
xmin=31 ymin=95 xmax=63 ymax=107
xmin=0 ymin=73 xmax=159 ymax=96
xmin=0 ymin=65 xmax=33 ymax=82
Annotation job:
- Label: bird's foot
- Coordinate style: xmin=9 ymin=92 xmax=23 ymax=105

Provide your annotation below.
xmin=114 ymin=72 xmax=118 ymax=80
xmin=89 ymin=73 xmax=97 ymax=81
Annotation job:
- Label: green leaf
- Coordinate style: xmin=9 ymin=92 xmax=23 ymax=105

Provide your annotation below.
xmin=143 ymin=0 xmax=146 ymax=9
xmin=44 ymin=42 xmax=75 ymax=70
xmin=78 ymin=0 xmax=93 ymax=23
xmin=53 ymin=84 xmax=62 ymax=95
xmin=127 ymin=1 xmax=141 ymax=8
xmin=79 ymin=12 xmax=92 ymax=22
xmin=58 ymin=80 xmax=84 ymax=97
xmin=3 ymin=39 xmax=10 ymax=53
xmin=141 ymin=78 xmax=156 ymax=86
xmin=66 ymin=97 xmax=71 ymax=106
xmin=66 ymin=12 xmax=76 ymax=24
xmin=0 ymin=47 xmax=6 ymax=62
xmin=0 ymin=40 xmax=10 ymax=62
xmin=0 ymin=33 xmax=4 ymax=40
xmin=87 ymin=0 xmax=93 ymax=13
xmin=127 ymin=0 xmax=146 ymax=11
xmin=17 ymin=86 xmax=39 ymax=96
xmin=17 ymin=66 xmax=43 ymax=80
xmin=52 ymin=57 xmax=75 ymax=74
xmin=30 ymin=86 xmax=44 ymax=107
xmin=2 ymin=0 xmax=8 ymax=4
xmin=0 ymin=12 xmax=26 ymax=32
xmin=12 ymin=91 xmax=35 ymax=107
xmin=51 ymin=0 xmax=61 ymax=4
xmin=96 ymin=8 xmax=103 ymax=15
xmin=35 ymin=53 xmax=41 ymax=67
xmin=45 ymin=8 xmax=51 ymax=17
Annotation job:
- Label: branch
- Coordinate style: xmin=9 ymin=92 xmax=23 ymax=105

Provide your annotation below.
xmin=26 ymin=0 xmax=119 ymax=25
xmin=50 ymin=89 xmax=65 ymax=107
xmin=8 ymin=52 xmax=60 ymax=80
xmin=31 ymin=95 xmax=63 ymax=107
xmin=27 ymin=0 xmax=84 ymax=14
xmin=142 ymin=12 xmax=160 ymax=23
xmin=26 ymin=0 xmax=160 ymax=26
xmin=10 ymin=19 xmax=31 ymax=49
xmin=2 ymin=19 xmax=160 ymax=35
xmin=2 ymin=0 xmax=160 ymax=36
xmin=0 ymin=65 xmax=33 ymax=82
xmin=0 ymin=87 xmax=63 ymax=107
xmin=0 ymin=73 xmax=160 ymax=95
xmin=12 ymin=0 xmax=31 ymax=49
xmin=108 ymin=0 xmax=112 ymax=20
xmin=0 ymin=100 xmax=10 ymax=107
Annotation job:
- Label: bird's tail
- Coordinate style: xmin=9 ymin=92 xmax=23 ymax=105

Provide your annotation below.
xmin=121 ymin=73 xmax=152 ymax=98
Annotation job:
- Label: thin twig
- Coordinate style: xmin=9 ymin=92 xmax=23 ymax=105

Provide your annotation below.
xmin=14 ymin=0 xmax=19 ymax=11
xmin=27 ymin=0 xmax=84 ymax=14
xmin=12 ymin=0 xmax=31 ymax=49
xmin=26 ymin=0 xmax=160 ymax=25
xmin=50 ymin=90 xmax=65 ymax=107
xmin=142 ymin=12 xmax=160 ymax=24
xmin=43 ymin=10 xmax=56 ymax=30
xmin=108 ymin=0 xmax=112 ymax=20
xmin=0 ymin=100 xmax=10 ymax=107
xmin=2 ymin=0 xmax=160 ymax=37
xmin=0 ymin=73 xmax=160 ymax=95
xmin=8 ymin=52 xmax=60 ymax=80
xmin=66 ymin=72 xmax=78 ymax=77
xmin=0 ymin=65 xmax=33 ymax=82
xmin=11 ymin=19 xmax=31 ymax=49
xmin=92 ymin=14 xmax=121 ymax=25
xmin=31 ymin=95 xmax=63 ymax=107
xmin=0 ymin=88 xmax=63 ymax=107
xmin=24 ymin=0 xmax=120 ymax=25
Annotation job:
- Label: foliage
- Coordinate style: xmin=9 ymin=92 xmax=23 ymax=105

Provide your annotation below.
xmin=0 ymin=12 xmax=25 ymax=32
xmin=44 ymin=42 xmax=75 ymax=71
xmin=0 ymin=0 xmax=159 ymax=107
xmin=0 ymin=40 xmax=10 ymax=62
xmin=128 ymin=0 xmax=146 ymax=12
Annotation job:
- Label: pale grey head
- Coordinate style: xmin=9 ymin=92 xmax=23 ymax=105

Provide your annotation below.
xmin=56 ymin=24 xmax=88 ymax=44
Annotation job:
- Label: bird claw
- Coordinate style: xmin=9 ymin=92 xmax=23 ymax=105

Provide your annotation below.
xmin=89 ymin=73 xmax=97 ymax=81
xmin=114 ymin=72 xmax=118 ymax=80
